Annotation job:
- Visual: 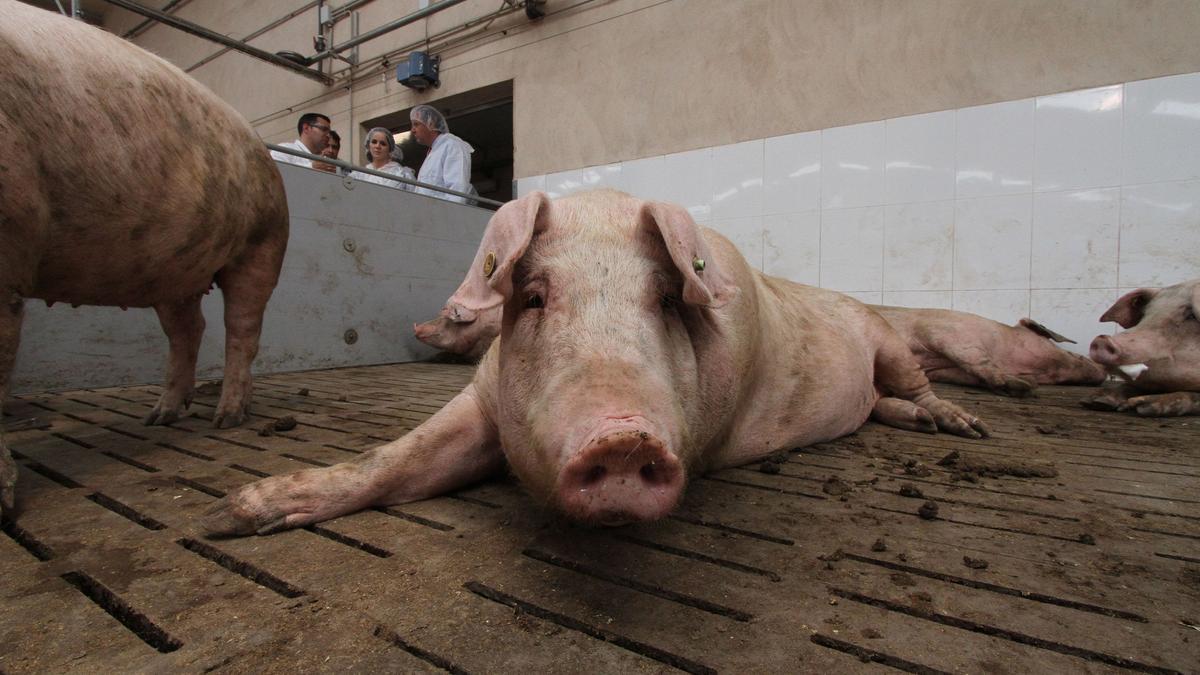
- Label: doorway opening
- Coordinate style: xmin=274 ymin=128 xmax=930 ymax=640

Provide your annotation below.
xmin=362 ymin=80 xmax=513 ymax=204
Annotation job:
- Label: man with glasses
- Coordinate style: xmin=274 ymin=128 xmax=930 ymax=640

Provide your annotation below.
xmin=270 ymin=112 xmax=331 ymax=168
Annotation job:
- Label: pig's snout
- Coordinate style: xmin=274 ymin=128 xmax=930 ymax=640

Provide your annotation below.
xmin=1090 ymin=334 xmax=1122 ymax=365
xmin=557 ymin=427 xmax=683 ymax=526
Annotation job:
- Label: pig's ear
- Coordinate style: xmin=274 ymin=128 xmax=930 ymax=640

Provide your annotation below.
xmin=1100 ymin=288 xmax=1157 ymax=328
xmin=1018 ymin=318 xmax=1074 ymax=344
xmin=641 ymin=201 xmax=737 ymax=308
xmin=444 ymin=191 xmax=549 ymax=315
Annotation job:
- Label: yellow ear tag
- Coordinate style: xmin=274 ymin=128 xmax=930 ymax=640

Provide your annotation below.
xmin=482 ymin=251 xmax=497 ymax=278
xmin=692 ymin=257 xmax=705 ymax=273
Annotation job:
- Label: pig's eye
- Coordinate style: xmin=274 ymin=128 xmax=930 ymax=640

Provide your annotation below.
xmin=660 ymin=293 xmax=679 ymax=312
xmin=524 ymin=293 xmax=544 ymax=309
xmin=1185 ymin=307 xmax=1196 ymax=322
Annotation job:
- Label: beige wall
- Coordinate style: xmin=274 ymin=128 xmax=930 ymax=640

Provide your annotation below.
xmin=104 ymin=0 xmax=1200 ymax=178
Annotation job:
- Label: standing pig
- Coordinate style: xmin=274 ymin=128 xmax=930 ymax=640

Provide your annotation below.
xmin=1 ymin=1 xmax=289 ymax=516
xmin=1084 ymin=280 xmax=1200 ymax=416
xmin=871 ymin=306 xmax=1106 ymax=397
xmin=204 ymin=190 xmax=986 ymax=535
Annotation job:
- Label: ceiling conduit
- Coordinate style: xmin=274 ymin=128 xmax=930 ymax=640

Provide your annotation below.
xmin=306 ymin=0 xmax=471 ymax=65
xmin=122 ymin=0 xmax=191 ymax=40
xmin=99 ymin=0 xmax=334 ymax=84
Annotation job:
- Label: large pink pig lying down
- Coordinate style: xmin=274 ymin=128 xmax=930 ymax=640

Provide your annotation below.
xmin=1085 ymin=279 xmax=1200 ymax=417
xmin=0 ymin=1 xmax=289 ymax=517
xmin=205 ymin=190 xmax=988 ymax=535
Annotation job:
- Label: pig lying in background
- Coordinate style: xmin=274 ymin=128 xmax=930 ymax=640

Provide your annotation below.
xmin=205 ymin=190 xmax=987 ymax=535
xmin=871 ymin=306 xmax=1106 ymax=397
xmin=1084 ymin=279 xmax=1200 ymax=416
xmin=413 ymin=304 xmax=499 ymax=360
xmin=1 ymin=1 xmax=289 ymax=515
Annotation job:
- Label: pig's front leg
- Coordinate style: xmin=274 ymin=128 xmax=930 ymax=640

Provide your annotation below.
xmin=1080 ymin=383 xmax=1134 ymax=411
xmin=873 ymin=330 xmax=990 ymax=439
xmin=202 ymin=384 xmax=503 ymax=536
xmin=1119 ymin=391 xmax=1200 ymax=417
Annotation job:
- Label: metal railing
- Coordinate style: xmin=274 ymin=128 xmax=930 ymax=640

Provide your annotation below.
xmin=266 ymin=143 xmax=504 ymax=209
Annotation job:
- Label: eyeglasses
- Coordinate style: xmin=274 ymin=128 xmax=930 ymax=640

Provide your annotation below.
xmin=309 ymin=123 xmax=331 ymax=132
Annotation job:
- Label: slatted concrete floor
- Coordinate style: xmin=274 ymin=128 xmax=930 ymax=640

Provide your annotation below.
xmin=0 ymin=363 xmax=1197 ymax=673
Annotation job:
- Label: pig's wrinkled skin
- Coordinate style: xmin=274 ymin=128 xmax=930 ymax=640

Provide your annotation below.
xmin=871 ymin=306 xmax=1106 ymax=397
xmin=204 ymin=190 xmax=986 ymax=536
xmin=0 ymin=2 xmax=289 ymax=516
xmin=1083 ymin=280 xmax=1200 ymax=417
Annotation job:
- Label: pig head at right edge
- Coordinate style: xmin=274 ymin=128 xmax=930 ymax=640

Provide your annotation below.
xmin=1085 ymin=279 xmax=1200 ymax=416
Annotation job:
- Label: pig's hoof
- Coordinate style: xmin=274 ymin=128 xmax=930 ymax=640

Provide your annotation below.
xmin=929 ymin=401 xmax=990 ymax=439
xmin=212 ymin=409 xmax=247 ymax=430
xmin=201 ymin=493 xmax=310 ymax=537
xmin=1081 ymin=392 xmax=1123 ymax=411
xmin=143 ymin=407 xmax=182 ymax=426
xmin=871 ymin=397 xmax=937 ymax=433
xmin=996 ymin=377 xmax=1037 ymax=398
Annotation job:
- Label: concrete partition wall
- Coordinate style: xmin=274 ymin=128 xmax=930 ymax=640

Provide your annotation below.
xmin=10 ymin=163 xmax=492 ymax=394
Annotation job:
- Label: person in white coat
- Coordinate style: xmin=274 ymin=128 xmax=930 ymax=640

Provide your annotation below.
xmin=409 ymin=104 xmax=474 ymax=204
xmin=270 ymin=112 xmax=331 ymax=168
xmin=351 ymin=127 xmax=416 ymax=190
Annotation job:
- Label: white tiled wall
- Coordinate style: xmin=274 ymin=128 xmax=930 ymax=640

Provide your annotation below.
xmin=522 ymin=72 xmax=1200 ymax=353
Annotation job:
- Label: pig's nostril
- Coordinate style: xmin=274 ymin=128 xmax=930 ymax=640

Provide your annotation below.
xmin=583 ymin=465 xmax=606 ymax=486
xmin=640 ymin=462 xmax=663 ymax=484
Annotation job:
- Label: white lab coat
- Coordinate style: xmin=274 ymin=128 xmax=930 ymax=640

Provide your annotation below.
xmin=270 ymin=139 xmax=317 ymax=168
xmin=415 ymin=132 xmax=473 ymax=203
xmin=351 ymin=161 xmax=416 ymax=190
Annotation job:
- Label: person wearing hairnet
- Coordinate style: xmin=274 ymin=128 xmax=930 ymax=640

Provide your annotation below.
xmin=408 ymin=104 xmax=475 ymax=204
xmin=351 ymin=127 xmax=416 ymax=190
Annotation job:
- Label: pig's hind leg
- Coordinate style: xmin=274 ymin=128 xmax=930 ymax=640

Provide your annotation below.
xmin=924 ymin=338 xmax=1036 ymax=397
xmin=210 ymin=236 xmax=285 ymax=429
xmin=145 ymin=294 xmax=205 ymax=425
xmin=203 ymin=385 xmax=504 ymax=536
xmin=871 ymin=397 xmax=937 ymax=434
xmin=873 ymin=330 xmax=990 ymax=439
xmin=0 ymin=291 xmax=25 ymax=515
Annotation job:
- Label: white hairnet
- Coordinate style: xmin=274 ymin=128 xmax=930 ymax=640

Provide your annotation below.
xmin=410 ymin=104 xmax=449 ymax=134
xmin=364 ymin=127 xmax=403 ymax=162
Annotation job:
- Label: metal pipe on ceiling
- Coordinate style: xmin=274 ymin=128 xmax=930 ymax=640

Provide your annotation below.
xmin=123 ymin=0 xmax=191 ymax=39
xmin=307 ymin=0 xmax=471 ymax=63
xmin=99 ymin=0 xmax=333 ymax=85
xmin=186 ymin=1 xmax=320 ymax=74
xmin=330 ymin=0 xmax=374 ymax=23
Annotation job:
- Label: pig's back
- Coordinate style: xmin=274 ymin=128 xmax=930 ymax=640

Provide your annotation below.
xmin=0 ymin=1 xmax=287 ymax=306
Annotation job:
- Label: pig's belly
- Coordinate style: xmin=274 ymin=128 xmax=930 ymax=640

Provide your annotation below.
xmin=32 ymin=253 xmax=227 ymax=308
xmin=723 ymin=358 xmax=877 ymax=466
